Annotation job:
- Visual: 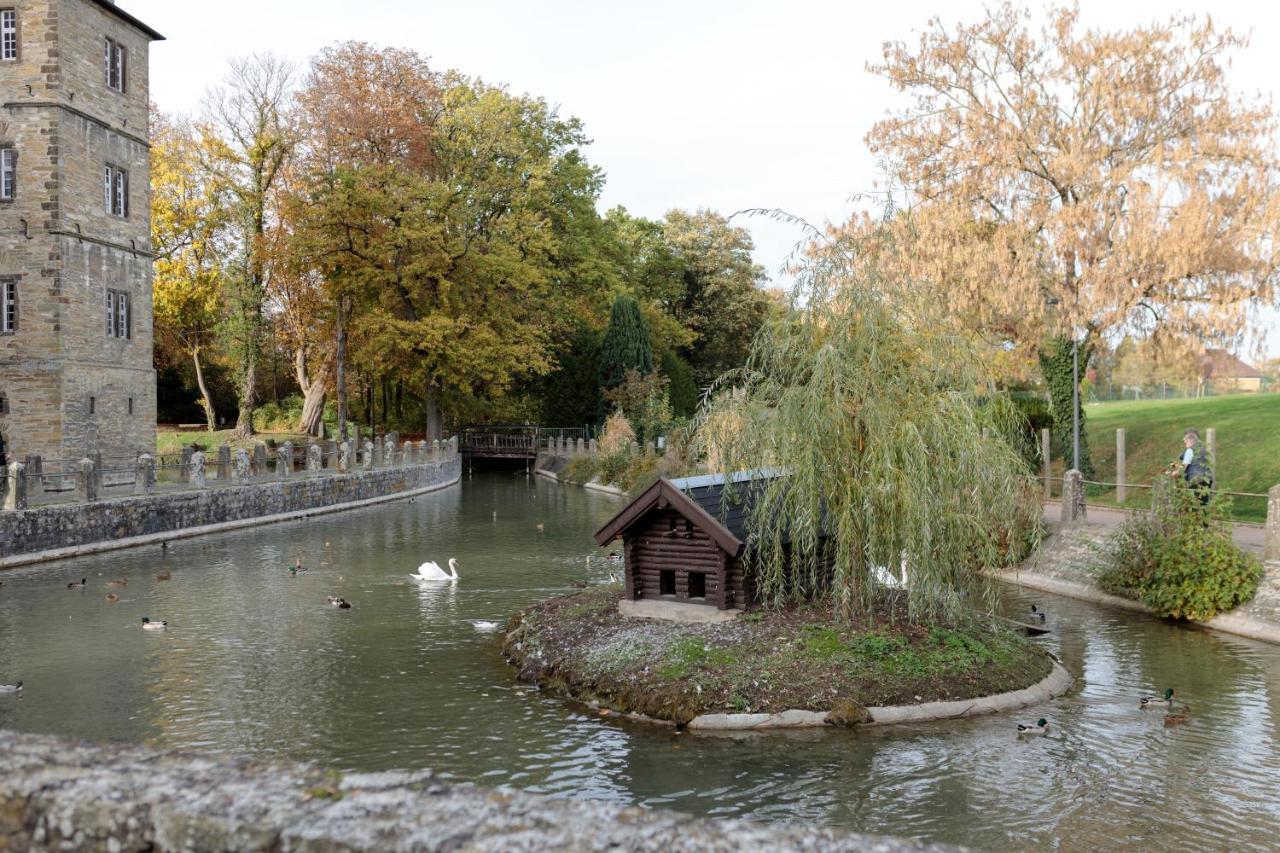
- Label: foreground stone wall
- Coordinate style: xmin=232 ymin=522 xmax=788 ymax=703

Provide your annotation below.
xmin=0 ymin=455 xmax=461 ymax=564
xmin=0 ymin=730 xmax=946 ymax=853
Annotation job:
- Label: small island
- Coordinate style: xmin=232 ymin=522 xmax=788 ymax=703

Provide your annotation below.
xmin=503 ymin=585 xmax=1055 ymax=727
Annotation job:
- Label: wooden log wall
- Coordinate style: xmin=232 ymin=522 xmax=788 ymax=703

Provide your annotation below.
xmin=625 ymin=508 xmax=726 ymax=606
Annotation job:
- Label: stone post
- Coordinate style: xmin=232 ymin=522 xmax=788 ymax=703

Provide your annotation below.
xmin=276 ymin=446 xmax=291 ymax=478
xmin=134 ymin=454 xmax=156 ymax=495
xmin=78 ymin=458 xmax=99 ymax=502
xmin=1206 ymin=427 xmax=1217 ymax=479
xmin=189 ymin=452 xmax=207 ymax=489
xmin=645 ymin=441 xmax=655 ymax=457
xmin=216 ymin=445 xmax=231 ymax=481
xmin=1040 ymin=428 xmax=1051 ymax=500
xmin=1115 ymin=428 xmax=1126 ymax=504
xmin=1060 ymin=469 xmax=1086 ymax=524
xmin=24 ymin=455 xmax=43 ymax=498
xmin=253 ymin=443 xmax=268 ymax=477
xmin=576 ymin=438 xmax=586 ymax=456
xmin=323 ymin=441 xmax=337 ymax=469
xmin=3 ymin=462 xmax=26 ymax=510
xmin=628 ymin=440 xmax=639 ymax=457
xmin=450 ymin=436 xmax=459 ymax=454
xmin=589 ymin=439 xmax=598 ymax=456
xmin=180 ymin=446 xmax=194 ymax=481
xmin=416 ymin=440 xmax=428 ymax=463
xmin=431 ymin=439 xmax=441 ymax=460
xmin=232 ymin=449 xmax=251 ymax=485
xmin=362 ymin=440 xmax=375 ymax=471
xmin=384 ymin=436 xmax=398 ymax=468
xmin=371 ymin=437 xmax=383 ymax=469
xmin=1266 ymin=484 xmax=1280 ymax=563
xmin=337 ymin=441 xmax=351 ymax=474
xmin=306 ymin=443 xmax=323 ymax=473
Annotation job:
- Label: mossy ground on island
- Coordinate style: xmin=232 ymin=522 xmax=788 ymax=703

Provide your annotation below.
xmin=502 ymin=586 xmax=1054 ymax=727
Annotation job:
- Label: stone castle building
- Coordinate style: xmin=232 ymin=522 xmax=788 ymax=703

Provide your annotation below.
xmin=0 ymin=0 xmax=161 ymax=469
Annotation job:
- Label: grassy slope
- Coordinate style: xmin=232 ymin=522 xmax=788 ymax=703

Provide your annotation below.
xmin=1078 ymin=394 xmax=1280 ymax=521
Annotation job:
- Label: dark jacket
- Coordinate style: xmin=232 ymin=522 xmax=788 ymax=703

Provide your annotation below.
xmin=1184 ymin=441 xmax=1213 ymax=487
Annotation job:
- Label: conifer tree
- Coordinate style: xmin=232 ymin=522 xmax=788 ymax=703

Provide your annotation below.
xmin=599 ymin=295 xmax=654 ymax=396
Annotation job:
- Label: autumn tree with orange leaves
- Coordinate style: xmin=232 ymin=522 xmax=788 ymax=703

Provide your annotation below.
xmin=862 ymin=3 xmax=1280 ymax=471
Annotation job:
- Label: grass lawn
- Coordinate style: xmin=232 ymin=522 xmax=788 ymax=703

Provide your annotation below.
xmin=1069 ymin=394 xmax=1280 ymax=521
xmin=156 ymin=428 xmax=313 ymax=456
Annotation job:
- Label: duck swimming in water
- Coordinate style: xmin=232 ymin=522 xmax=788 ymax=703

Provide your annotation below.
xmin=67 ymin=578 xmax=86 ymax=590
xmin=155 ymin=570 xmax=171 ymax=581
xmin=327 ymin=596 xmax=352 ymax=609
xmin=1030 ymin=604 xmax=1046 ymax=622
xmin=0 ymin=681 xmax=22 ymax=694
xmin=141 ymin=617 xmax=168 ymax=631
xmin=105 ymin=579 xmax=127 ymax=588
xmin=1017 ymin=718 xmax=1049 ymax=737
xmin=290 ymin=559 xmax=310 ymax=576
xmin=1140 ymin=688 xmax=1177 ymax=711
xmin=106 ymin=593 xmax=119 ymax=603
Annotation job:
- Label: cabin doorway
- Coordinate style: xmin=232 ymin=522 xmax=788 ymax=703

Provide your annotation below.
xmin=688 ymin=571 xmax=706 ymax=599
xmin=659 ymin=569 xmax=676 ymax=596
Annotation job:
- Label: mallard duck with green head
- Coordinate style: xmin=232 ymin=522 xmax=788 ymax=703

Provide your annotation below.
xmin=1140 ymin=688 xmax=1177 ymax=711
xmin=1017 ymin=718 xmax=1049 ymax=737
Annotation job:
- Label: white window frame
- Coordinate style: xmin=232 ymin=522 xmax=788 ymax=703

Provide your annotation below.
xmin=104 ymin=37 xmax=126 ymax=92
xmin=1 ymin=10 xmax=17 ymax=62
xmin=105 ymin=289 xmax=130 ymax=340
xmin=0 ymin=148 xmax=14 ymax=201
xmin=104 ymin=163 xmax=128 ymax=217
xmin=1 ymin=279 xmax=16 ymax=333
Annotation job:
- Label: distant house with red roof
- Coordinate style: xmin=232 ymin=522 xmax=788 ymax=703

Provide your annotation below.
xmin=1199 ymin=349 xmax=1263 ymax=394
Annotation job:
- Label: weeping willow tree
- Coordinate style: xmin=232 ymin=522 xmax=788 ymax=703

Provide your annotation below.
xmin=698 ymin=228 xmax=1040 ymax=623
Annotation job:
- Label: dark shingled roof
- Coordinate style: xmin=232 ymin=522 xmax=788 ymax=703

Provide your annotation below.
xmin=669 ymin=470 xmax=785 ymax=543
xmin=88 ymin=0 xmax=165 ymax=41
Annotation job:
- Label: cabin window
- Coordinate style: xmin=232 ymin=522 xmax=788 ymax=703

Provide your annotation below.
xmin=688 ymin=571 xmax=706 ymax=599
xmin=659 ymin=569 xmax=676 ymax=596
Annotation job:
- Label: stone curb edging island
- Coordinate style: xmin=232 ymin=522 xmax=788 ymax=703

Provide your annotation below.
xmin=0 ymin=456 xmax=462 ymax=569
xmin=534 ymin=467 xmax=628 ymax=497
xmin=686 ymin=661 xmax=1074 ymax=731
xmin=0 ymin=730 xmax=955 ymax=852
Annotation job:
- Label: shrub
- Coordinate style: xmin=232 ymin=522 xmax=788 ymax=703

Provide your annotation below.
xmin=563 ymin=455 xmax=599 ymax=484
xmin=1097 ymin=476 xmax=1263 ymax=621
xmin=595 ymin=451 xmax=631 ymax=487
xmin=598 ymin=412 xmax=635 ymax=455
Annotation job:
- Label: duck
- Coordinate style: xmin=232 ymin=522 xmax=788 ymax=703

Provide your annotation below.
xmin=141 ymin=617 xmax=168 ymax=631
xmin=289 ymin=559 xmax=310 ymax=576
xmin=1140 ymin=688 xmax=1176 ymax=711
xmin=1164 ymin=707 xmax=1191 ymax=726
xmin=155 ymin=570 xmax=171 ymax=582
xmin=0 ymin=681 xmax=22 ymax=694
xmin=67 ymin=578 xmax=86 ymax=590
xmin=327 ymin=596 xmax=352 ymax=609
xmin=413 ymin=558 xmax=459 ymax=582
xmin=106 ymin=593 xmax=119 ymax=603
xmin=105 ymin=579 xmax=127 ymax=588
xmin=536 ymin=523 xmax=545 ymax=533
xmin=609 ymin=573 xmax=620 ymax=584
xmin=605 ymin=552 xmax=622 ymax=563
xmin=569 ymin=580 xmax=588 ymax=589
xmin=471 ymin=620 xmax=500 ymax=633
xmin=1017 ymin=718 xmax=1049 ymax=737
xmin=1030 ymin=604 xmax=1046 ymax=622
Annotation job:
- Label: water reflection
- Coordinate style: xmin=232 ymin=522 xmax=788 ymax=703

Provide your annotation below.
xmin=1 ymin=472 xmax=1279 ymax=850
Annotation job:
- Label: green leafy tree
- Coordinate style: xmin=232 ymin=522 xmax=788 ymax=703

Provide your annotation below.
xmin=540 ymin=323 xmax=602 ymax=429
xmin=700 ymin=227 xmax=1039 ymax=622
xmin=1038 ymin=338 xmax=1093 ymax=476
xmin=599 ymin=294 xmax=654 ymax=398
xmin=660 ymin=349 xmax=698 ymax=418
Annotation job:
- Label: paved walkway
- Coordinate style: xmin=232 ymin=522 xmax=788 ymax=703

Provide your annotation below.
xmin=1043 ymin=500 xmax=1266 ymax=555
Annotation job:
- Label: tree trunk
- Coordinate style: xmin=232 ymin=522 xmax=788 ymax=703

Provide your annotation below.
xmin=336 ymin=300 xmax=348 ymax=442
xmin=299 ymin=381 xmax=327 ymax=436
xmin=235 ymin=360 xmax=257 ymax=438
xmin=191 ymin=345 xmax=217 ymax=433
xmin=1038 ymin=336 xmax=1093 ymax=477
xmin=424 ymin=378 xmax=443 ymax=441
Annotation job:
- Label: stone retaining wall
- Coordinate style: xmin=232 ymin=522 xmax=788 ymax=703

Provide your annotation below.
xmin=0 ymin=730 xmax=947 ymax=852
xmin=0 ymin=455 xmax=461 ymax=567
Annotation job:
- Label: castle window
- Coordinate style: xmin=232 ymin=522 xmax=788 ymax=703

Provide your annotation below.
xmin=1 ymin=10 xmax=15 ymax=61
xmin=104 ymin=164 xmax=128 ymax=216
xmin=0 ymin=394 xmax=8 ymax=415
xmin=0 ymin=279 xmax=15 ymax=333
xmin=89 ymin=396 xmax=96 ymax=415
xmin=0 ymin=148 xmax=15 ymax=200
xmin=104 ymin=37 xmax=127 ymax=92
xmin=105 ymin=289 xmax=131 ymax=339
xmin=128 ymin=397 xmax=133 ymax=415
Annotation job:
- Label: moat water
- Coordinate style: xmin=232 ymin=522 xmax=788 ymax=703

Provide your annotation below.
xmin=2 ymin=470 xmax=1279 ymax=850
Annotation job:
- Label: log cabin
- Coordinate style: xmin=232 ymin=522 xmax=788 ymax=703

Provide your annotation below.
xmin=593 ymin=470 xmax=784 ymax=610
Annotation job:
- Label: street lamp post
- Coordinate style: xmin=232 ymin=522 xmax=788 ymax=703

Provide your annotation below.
xmin=1071 ymin=335 xmax=1080 ymax=472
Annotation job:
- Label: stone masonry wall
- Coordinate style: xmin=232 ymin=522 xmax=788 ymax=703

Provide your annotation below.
xmin=0 ymin=455 xmax=461 ymax=561
xmin=0 ymin=729 xmax=945 ymax=852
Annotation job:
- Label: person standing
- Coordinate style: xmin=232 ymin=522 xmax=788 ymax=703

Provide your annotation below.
xmin=1179 ymin=428 xmax=1213 ymax=501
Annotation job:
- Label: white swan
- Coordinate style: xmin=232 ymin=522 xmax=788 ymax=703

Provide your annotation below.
xmin=413 ymin=558 xmax=459 ymax=582
xmin=0 ymin=681 xmax=22 ymax=694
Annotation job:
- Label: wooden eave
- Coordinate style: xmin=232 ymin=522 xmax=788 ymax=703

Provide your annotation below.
xmin=593 ymin=478 xmax=745 ymax=557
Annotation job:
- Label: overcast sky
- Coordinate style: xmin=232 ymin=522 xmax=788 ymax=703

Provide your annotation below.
xmin=122 ymin=0 xmax=1279 ymax=358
